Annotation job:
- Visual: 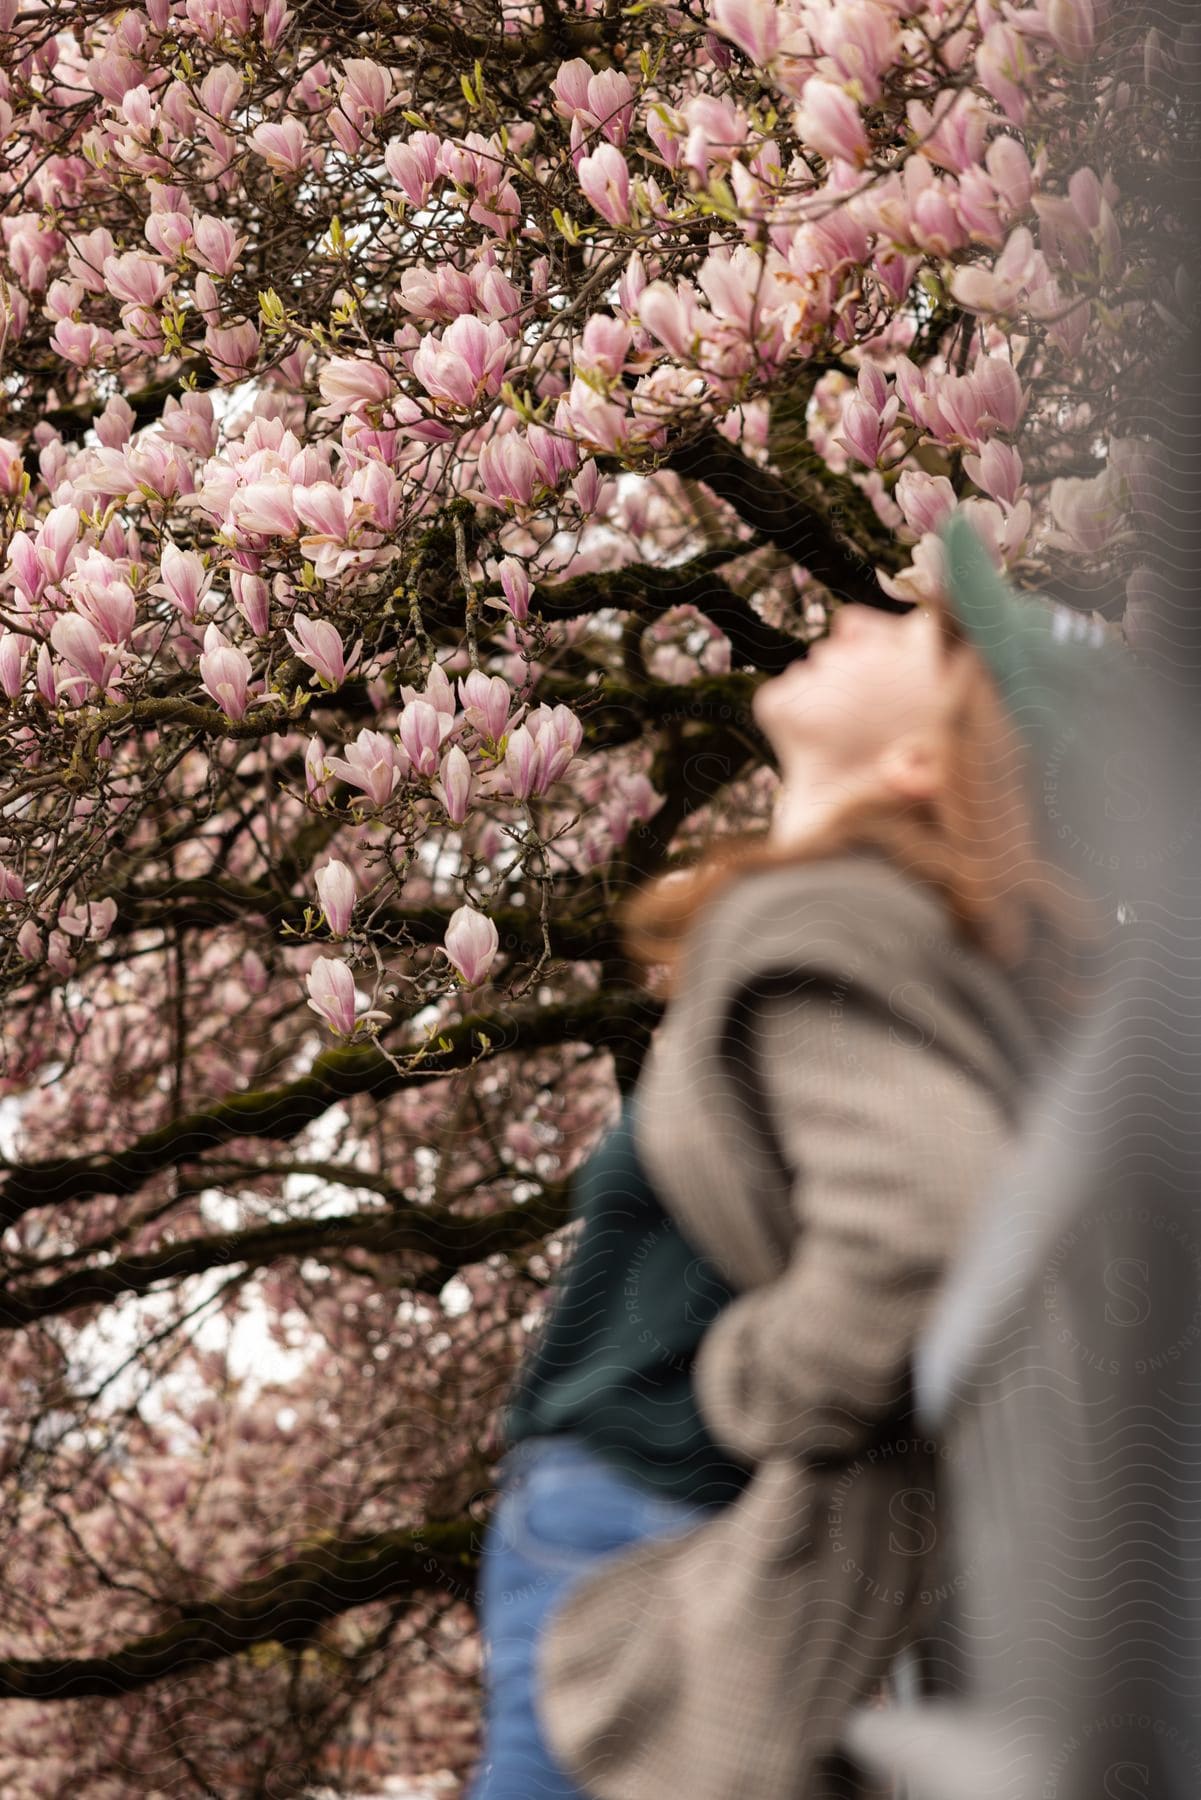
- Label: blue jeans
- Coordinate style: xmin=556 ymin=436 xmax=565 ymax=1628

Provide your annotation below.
xmin=465 ymin=1433 xmax=724 ymax=1800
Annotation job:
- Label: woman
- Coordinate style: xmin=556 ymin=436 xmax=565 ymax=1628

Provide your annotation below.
xmin=467 ymin=514 xmax=1098 ymax=1800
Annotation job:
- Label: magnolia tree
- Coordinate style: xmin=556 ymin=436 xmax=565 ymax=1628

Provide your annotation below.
xmin=0 ymin=0 xmax=1191 ymax=1791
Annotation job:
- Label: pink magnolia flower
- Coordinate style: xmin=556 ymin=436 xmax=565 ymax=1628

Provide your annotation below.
xmin=894 ymin=470 xmax=956 ymax=538
xmin=528 ymin=703 xmax=583 ymax=786
xmin=411 ymin=315 xmax=510 ymax=409
xmin=160 ymin=390 xmax=218 ymax=455
xmin=497 ymin=704 xmax=582 ymax=799
xmin=954 ymin=165 xmax=1005 ymax=247
xmin=795 ymin=80 xmax=870 ymax=169
xmin=36 ymin=643 xmax=56 ymax=706
xmin=927 ymin=371 xmax=988 ymax=448
xmin=578 ymin=144 xmax=632 ymax=226
xmin=576 ymin=314 xmax=632 ymax=381
xmin=557 ymin=379 xmax=634 ymax=457
xmin=342 ymin=57 xmax=394 ymax=117
xmin=493 ymin=556 xmax=531 ymax=621
xmin=316 ymin=356 xmax=396 ymax=419
xmin=103 ymin=250 xmax=172 ymax=308
xmin=985 ymin=134 xmax=1034 ymax=219
xmin=817 ymin=1 xmax=901 ymax=106
xmin=66 ymin=225 xmax=116 ymax=293
xmin=876 ymin=532 xmax=947 ymax=605
xmin=0 ymin=436 xmax=23 ymax=495
xmin=710 ymin=0 xmax=782 ymax=65
xmin=475 ymin=264 xmax=522 ymax=327
xmin=457 ymin=668 xmax=514 ymax=744
xmin=398 ymin=657 xmax=458 ymax=721
xmin=305 ymin=957 xmax=358 ymax=1035
xmin=68 ymin=552 xmax=136 ymax=646
xmin=638 ymin=280 xmax=702 ymax=360
xmin=315 ymin=859 xmax=356 ymax=937
xmin=1047 ymin=0 xmax=1095 ymax=65
xmin=552 ymin=63 xmax=634 ymax=152
xmin=300 ymin=730 xmax=329 ymax=802
xmin=0 ymin=631 xmax=30 ymax=699
xmin=586 ymin=68 xmax=637 ymax=145
xmin=976 ymin=23 xmax=1033 ymax=124
xmin=51 ymin=319 xmax=114 ymax=367
xmin=948 ymin=227 xmax=1051 ymax=316
xmin=972 ymin=355 xmax=1025 ymax=434
xmin=284 ymin=614 xmax=361 ymax=687
xmin=324 ymin=727 xmax=406 ymax=807
xmin=435 ymin=744 xmax=473 ymax=825
xmin=231 ymin=567 xmax=271 ymax=636
xmin=551 ymin=58 xmax=593 ymax=120
xmin=1049 ymin=465 xmax=1125 ymax=555
xmin=441 ymin=905 xmax=499 ymax=989
xmin=36 ymin=505 xmax=79 ymax=583
xmin=205 ymin=321 xmax=260 ymax=382
xmin=144 ymin=210 xmax=195 ymax=260
xmin=349 ymin=459 xmax=402 ymax=530
xmin=46 ymin=929 xmax=75 ymax=978
xmin=906 ymin=89 xmax=987 ymax=176
xmin=874 ymin=245 xmax=923 ymax=306
xmin=262 ymin=0 xmax=290 ymax=52
xmin=383 ymin=130 xmax=443 ymax=207
xmin=398 ymin=697 xmax=453 ymax=777
xmin=231 ymin=478 xmax=299 ymax=537
xmin=966 ymin=497 xmax=1033 ymax=570
xmin=0 ymin=861 xmax=26 ymax=904
xmin=838 ymin=386 xmax=900 ymax=466
xmin=963 ymin=438 xmax=1024 ymax=508
xmin=49 ymin=614 xmax=123 ymax=695
xmin=190 ymin=215 xmax=248 ymax=276
xmin=910 ymin=184 xmax=967 ymax=257
xmin=249 ymin=118 xmax=309 ymax=177
xmin=151 ymin=544 xmax=211 ymax=621
xmin=199 ymin=62 xmax=244 ymax=120
xmin=198 ymin=622 xmax=253 ymax=720
xmin=499 ymin=722 xmax=542 ymax=799
xmin=572 ymin=461 xmax=603 ymax=515
xmin=7 ymin=533 xmax=45 ymax=607
xmin=118 ymin=297 xmax=163 ymax=348
xmin=697 ymin=246 xmax=771 ymax=339
xmin=617 ymin=252 xmax=649 ymax=317
xmin=527 ymin=421 xmax=578 ymax=484
xmin=400 ymin=266 xmax=472 ymax=324
xmin=477 ymin=435 xmax=541 ymax=508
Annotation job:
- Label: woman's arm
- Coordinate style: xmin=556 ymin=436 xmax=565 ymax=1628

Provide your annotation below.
xmin=691 ymin=970 xmax=1011 ymax=1469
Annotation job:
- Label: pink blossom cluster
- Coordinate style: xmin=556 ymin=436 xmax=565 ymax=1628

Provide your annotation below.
xmin=0 ymin=0 xmax=1158 ymax=1022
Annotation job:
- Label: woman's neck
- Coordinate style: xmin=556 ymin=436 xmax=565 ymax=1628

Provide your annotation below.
xmin=767 ymin=766 xmax=865 ymax=851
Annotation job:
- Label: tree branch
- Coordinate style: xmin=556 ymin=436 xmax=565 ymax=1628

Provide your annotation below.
xmin=0 ymin=1519 xmax=479 ymax=1702
xmin=665 ymin=430 xmax=908 ymax=611
xmin=538 ymin=552 xmax=809 ymax=674
xmin=0 ymin=1184 xmax=573 ymax=1327
xmin=0 ymin=990 xmax=661 ymax=1226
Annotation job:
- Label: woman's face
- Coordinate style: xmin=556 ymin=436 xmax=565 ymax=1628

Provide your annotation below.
xmin=753 ymin=602 xmax=959 ymax=798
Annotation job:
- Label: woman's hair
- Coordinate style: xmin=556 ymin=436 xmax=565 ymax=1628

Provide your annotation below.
xmin=617 ymin=605 xmax=1103 ymax=1005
